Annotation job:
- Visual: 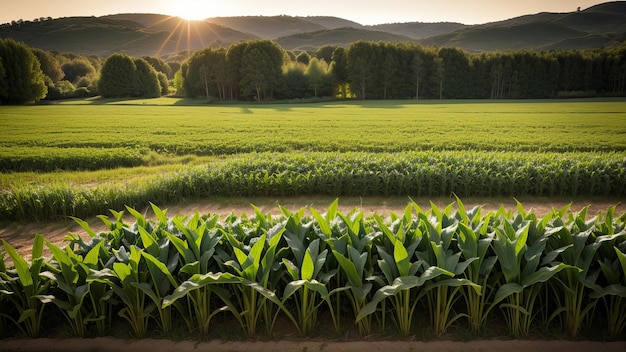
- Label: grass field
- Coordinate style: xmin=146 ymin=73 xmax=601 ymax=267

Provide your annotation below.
xmin=0 ymin=98 xmax=625 ymax=220
xmin=1 ymin=98 xmax=625 ymax=160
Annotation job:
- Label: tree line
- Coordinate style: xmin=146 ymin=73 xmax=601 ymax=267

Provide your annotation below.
xmin=1 ymin=37 xmax=625 ymax=104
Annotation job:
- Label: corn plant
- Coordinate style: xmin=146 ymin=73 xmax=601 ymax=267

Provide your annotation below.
xmin=43 ymin=241 xmax=107 ymax=337
xmin=280 ymin=207 xmax=342 ymax=336
xmin=589 ymin=207 xmax=626 ymax=335
xmin=491 ymin=217 xmax=574 ymax=337
xmin=161 ymin=213 xmax=240 ymax=336
xmin=548 ymin=207 xmax=626 ymax=337
xmin=0 ymin=234 xmax=52 ymax=337
xmin=63 ymin=218 xmax=115 ymax=336
xmin=329 ymin=207 xmax=378 ymax=336
xmin=87 ymin=246 xmax=153 ymax=338
xmin=591 ymin=246 xmax=626 ymax=335
xmin=358 ymin=216 xmax=453 ymax=337
xmin=415 ymin=205 xmax=481 ymax=337
xmin=455 ymin=198 xmax=497 ymax=333
xmin=219 ymin=222 xmax=287 ymax=337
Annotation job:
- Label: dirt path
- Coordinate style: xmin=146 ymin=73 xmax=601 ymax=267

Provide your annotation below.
xmin=0 ymin=337 xmax=625 ymax=352
xmin=1 ymin=196 xmax=622 ymax=258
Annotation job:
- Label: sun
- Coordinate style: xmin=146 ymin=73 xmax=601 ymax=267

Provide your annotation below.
xmin=166 ymin=0 xmax=212 ymax=21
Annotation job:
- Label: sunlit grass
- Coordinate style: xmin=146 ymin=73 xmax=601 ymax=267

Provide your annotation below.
xmin=0 ymin=156 xmax=219 ymax=190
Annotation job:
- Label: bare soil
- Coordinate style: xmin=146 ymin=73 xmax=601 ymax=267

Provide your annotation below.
xmin=0 ymin=337 xmax=625 ymax=352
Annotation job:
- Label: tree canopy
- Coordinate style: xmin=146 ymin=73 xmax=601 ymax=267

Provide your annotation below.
xmin=98 ymin=53 xmax=161 ymax=98
xmin=0 ymin=38 xmax=47 ymax=104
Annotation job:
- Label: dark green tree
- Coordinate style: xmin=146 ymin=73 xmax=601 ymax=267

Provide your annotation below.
xmin=305 ymin=58 xmax=329 ymax=98
xmin=296 ymin=51 xmax=310 ymax=65
xmin=314 ymin=45 xmax=337 ymax=65
xmin=280 ymin=62 xmax=308 ymax=99
xmin=0 ymin=38 xmax=47 ymax=104
xmin=239 ymin=40 xmax=285 ymax=101
xmin=32 ymin=48 xmax=64 ymax=83
xmin=98 ymin=53 xmax=137 ymax=98
xmin=347 ymin=41 xmax=375 ymax=99
xmin=133 ymin=58 xmax=161 ymax=98
xmin=142 ymin=56 xmax=173 ymax=79
xmin=330 ymin=47 xmax=348 ymax=98
xmin=61 ymin=58 xmax=96 ymax=83
xmin=183 ymin=47 xmax=228 ymax=99
xmin=226 ymin=42 xmax=248 ymax=100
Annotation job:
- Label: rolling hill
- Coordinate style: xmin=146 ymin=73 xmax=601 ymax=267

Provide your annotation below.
xmin=276 ymin=27 xmax=413 ymax=51
xmin=0 ymin=1 xmax=624 ymax=57
xmin=420 ymin=1 xmax=626 ymax=51
xmin=0 ymin=14 xmax=256 ymax=57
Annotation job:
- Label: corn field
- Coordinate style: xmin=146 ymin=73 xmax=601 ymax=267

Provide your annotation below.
xmin=1 ymin=200 xmax=625 ymax=339
xmin=1 ymin=151 xmax=624 ymax=221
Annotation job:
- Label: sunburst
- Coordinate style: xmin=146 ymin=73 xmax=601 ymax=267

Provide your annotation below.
xmin=166 ymin=0 xmax=212 ymax=21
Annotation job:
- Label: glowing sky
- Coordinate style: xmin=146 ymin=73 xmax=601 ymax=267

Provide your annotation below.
xmin=0 ymin=0 xmax=614 ymax=25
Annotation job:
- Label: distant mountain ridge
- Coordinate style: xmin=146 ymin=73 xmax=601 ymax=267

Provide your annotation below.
xmin=0 ymin=1 xmax=624 ymax=57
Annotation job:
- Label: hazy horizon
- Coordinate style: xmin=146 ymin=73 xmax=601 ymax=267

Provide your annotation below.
xmin=0 ymin=0 xmax=615 ymax=26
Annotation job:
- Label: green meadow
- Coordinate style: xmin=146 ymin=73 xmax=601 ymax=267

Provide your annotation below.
xmin=0 ymin=98 xmax=625 ymax=220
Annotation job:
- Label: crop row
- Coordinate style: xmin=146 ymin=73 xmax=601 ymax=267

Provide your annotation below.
xmin=1 ymin=200 xmax=625 ymax=340
xmin=0 ymin=147 xmax=144 ymax=172
xmin=1 ymin=151 xmax=624 ymax=221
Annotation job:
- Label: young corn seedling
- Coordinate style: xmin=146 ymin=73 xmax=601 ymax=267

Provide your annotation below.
xmin=328 ymin=206 xmax=378 ymax=336
xmin=416 ymin=206 xmax=481 ymax=337
xmin=591 ymin=246 xmax=626 ymax=335
xmin=219 ymin=223 xmax=287 ymax=338
xmin=163 ymin=212 xmax=250 ymax=336
xmin=455 ymin=197 xmax=497 ymax=333
xmin=491 ymin=216 xmax=574 ymax=337
xmin=43 ymin=241 xmax=109 ymax=337
xmin=136 ymin=222 xmax=183 ymax=335
xmin=589 ymin=207 xmax=626 ymax=335
xmin=282 ymin=236 xmax=340 ymax=336
xmin=0 ymin=234 xmax=52 ymax=337
xmin=88 ymin=246 xmax=152 ymax=338
xmin=359 ymin=208 xmax=453 ymax=337
xmin=548 ymin=206 xmax=626 ymax=337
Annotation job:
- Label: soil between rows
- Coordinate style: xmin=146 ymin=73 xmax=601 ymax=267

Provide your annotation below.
xmin=0 ymin=338 xmax=625 ymax=352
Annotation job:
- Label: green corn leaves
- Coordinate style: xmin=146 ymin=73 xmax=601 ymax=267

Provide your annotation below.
xmin=1 ymin=200 xmax=626 ymax=339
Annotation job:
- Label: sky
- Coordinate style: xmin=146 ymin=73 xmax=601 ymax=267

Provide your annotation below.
xmin=0 ymin=0 xmax=614 ymax=26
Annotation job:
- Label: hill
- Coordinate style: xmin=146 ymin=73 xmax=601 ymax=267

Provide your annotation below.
xmin=367 ymin=22 xmax=467 ymax=39
xmin=276 ymin=27 xmax=413 ymax=51
xmin=420 ymin=1 xmax=626 ymax=51
xmin=205 ymin=15 xmax=326 ymax=39
xmin=0 ymin=2 xmax=625 ymax=57
xmin=0 ymin=14 xmax=255 ymax=57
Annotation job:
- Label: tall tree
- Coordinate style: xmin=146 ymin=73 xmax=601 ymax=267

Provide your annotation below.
xmin=433 ymin=57 xmax=445 ymax=100
xmin=239 ymin=40 xmax=285 ymax=101
xmin=330 ymin=47 xmax=348 ymax=99
xmin=412 ymin=52 xmax=424 ymax=100
xmin=226 ymin=42 xmax=248 ymax=100
xmin=296 ymin=51 xmax=310 ymax=65
xmin=315 ymin=45 xmax=337 ymax=65
xmin=133 ymin=58 xmax=161 ymax=98
xmin=98 ymin=53 xmax=137 ymax=98
xmin=183 ymin=48 xmax=227 ymax=99
xmin=305 ymin=58 xmax=327 ymax=98
xmin=347 ymin=41 xmax=375 ymax=100
xmin=0 ymin=38 xmax=47 ymax=104
xmin=32 ymin=48 xmax=64 ymax=83
xmin=61 ymin=58 xmax=96 ymax=83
